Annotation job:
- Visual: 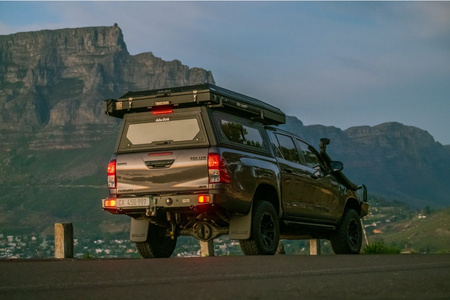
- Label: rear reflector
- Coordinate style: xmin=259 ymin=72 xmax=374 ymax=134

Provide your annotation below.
xmin=198 ymin=195 xmax=210 ymax=203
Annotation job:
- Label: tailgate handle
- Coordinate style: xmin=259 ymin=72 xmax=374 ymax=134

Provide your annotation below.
xmin=145 ymin=159 xmax=174 ymax=168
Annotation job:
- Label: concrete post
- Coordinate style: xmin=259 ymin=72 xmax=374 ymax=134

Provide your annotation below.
xmin=361 ymin=219 xmax=369 ymax=246
xmin=200 ymin=240 xmax=214 ymax=257
xmin=310 ymin=239 xmax=321 ymax=255
xmin=276 ymin=241 xmax=286 ymax=254
xmin=54 ymin=223 xmax=74 ymax=259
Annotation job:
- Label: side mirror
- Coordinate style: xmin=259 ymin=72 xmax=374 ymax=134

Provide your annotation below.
xmin=330 ymin=161 xmax=344 ymax=172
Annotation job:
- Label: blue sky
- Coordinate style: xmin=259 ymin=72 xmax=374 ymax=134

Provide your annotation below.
xmin=1 ymin=1 xmax=450 ymax=144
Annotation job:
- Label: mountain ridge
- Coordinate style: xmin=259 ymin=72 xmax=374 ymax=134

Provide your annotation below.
xmin=283 ymin=118 xmax=450 ymax=209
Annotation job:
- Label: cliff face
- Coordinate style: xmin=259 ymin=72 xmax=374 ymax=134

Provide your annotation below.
xmin=0 ymin=26 xmax=126 ymax=128
xmin=0 ymin=25 xmax=214 ymax=151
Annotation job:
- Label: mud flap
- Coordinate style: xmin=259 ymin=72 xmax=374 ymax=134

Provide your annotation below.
xmin=228 ymin=203 xmax=252 ymax=240
xmin=130 ymin=218 xmax=149 ymax=242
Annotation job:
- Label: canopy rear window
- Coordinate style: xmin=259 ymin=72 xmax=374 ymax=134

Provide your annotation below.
xmin=126 ymin=119 xmax=200 ymax=145
xmin=118 ymin=109 xmax=209 ymax=152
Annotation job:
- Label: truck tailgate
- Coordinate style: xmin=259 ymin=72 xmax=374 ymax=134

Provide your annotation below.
xmin=116 ymin=148 xmax=209 ymax=195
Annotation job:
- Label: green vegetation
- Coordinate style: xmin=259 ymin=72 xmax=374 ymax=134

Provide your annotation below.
xmin=364 ymin=198 xmax=450 ymax=254
xmin=363 ymin=241 xmax=401 ymax=254
xmin=2 ymin=81 xmax=24 ymax=91
xmin=43 ymin=78 xmax=85 ymax=107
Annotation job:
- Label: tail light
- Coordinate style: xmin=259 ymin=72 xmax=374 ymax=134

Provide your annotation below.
xmin=208 ymin=153 xmax=231 ymax=184
xmin=107 ymin=159 xmax=117 ymax=189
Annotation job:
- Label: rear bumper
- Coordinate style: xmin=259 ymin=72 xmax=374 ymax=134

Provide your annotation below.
xmin=102 ymin=193 xmax=216 ymax=215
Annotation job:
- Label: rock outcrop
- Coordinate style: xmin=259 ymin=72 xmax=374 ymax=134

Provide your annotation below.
xmin=0 ymin=25 xmax=214 ymax=151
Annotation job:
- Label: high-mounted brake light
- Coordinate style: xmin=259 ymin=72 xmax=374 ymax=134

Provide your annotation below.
xmin=152 ymin=109 xmax=173 ymax=115
xmin=208 ymin=153 xmax=231 ymax=184
xmin=107 ymin=159 xmax=117 ymax=189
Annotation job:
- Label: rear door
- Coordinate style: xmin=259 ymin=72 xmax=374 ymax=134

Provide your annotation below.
xmin=268 ymin=132 xmax=316 ymax=218
xmin=115 ymin=107 xmax=210 ymax=195
xmin=296 ymin=140 xmax=340 ymax=220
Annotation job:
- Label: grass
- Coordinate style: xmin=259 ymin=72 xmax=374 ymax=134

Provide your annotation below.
xmin=363 ymin=241 xmax=401 ymax=254
xmin=366 ymin=208 xmax=450 ymax=254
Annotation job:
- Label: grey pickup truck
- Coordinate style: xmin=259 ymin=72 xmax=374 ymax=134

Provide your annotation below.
xmin=102 ymin=84 xmax=368 ymax=257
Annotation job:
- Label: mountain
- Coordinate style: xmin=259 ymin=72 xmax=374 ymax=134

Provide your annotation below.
xmin=0 ymin=25 xmax=449 ymax=239
xmin=281 ymin=117 xmax=450 ymax=209
xmin=0 ymin=25 xmax=213 ymax=152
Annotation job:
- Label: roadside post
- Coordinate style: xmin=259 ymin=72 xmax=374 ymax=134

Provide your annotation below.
xmin=54 ymin=223 xmax=74 ymax=259
xmin=200 ymin=240 xmax=214 ymax=257
xmin=310 ymin=239 xmax=321 ymax=255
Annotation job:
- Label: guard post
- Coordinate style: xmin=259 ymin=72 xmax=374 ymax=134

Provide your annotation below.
xmin=200 ymin=240 xmax=214 ymax=257
xmin=310 ymin=239 xmax=321 ymax=255
xmin=54 ymin=223 xmax=74 ymax=259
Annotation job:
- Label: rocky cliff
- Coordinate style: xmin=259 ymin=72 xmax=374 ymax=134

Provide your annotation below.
xmin=0 ymin=25 xmax=214 ymax=151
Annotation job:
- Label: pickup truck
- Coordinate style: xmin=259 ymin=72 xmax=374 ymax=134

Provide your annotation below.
xmin=102 ymin=84 xmax=368 ymax=257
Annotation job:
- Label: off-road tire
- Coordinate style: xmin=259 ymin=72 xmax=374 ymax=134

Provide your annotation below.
xmin=135 ymin=223 xmax=177 ymax=258
xmin=330 ymin=209 xmax=362 ymax=254
xmin=240 ymin=201 xmax=280 ymax=255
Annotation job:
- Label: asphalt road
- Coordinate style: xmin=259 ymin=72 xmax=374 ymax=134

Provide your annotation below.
xmin=1 ymin=255 xmax=449 ymax=299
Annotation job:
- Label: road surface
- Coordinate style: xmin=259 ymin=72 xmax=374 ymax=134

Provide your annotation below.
xmin=1 ymin=255 xmax=449 ymax=299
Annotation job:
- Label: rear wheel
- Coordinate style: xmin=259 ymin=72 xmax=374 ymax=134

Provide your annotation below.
xmin=240 ymin=201 xmax=280 ymax=255
xmin=330 ymin=209 xmax=362 ymax=254
xmin=136 ymin=223 xmax=177 ymax=258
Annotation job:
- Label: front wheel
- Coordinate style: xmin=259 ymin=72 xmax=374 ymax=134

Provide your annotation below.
xmin=136 ymin=223 xmax=177 ymax=258
xmin=240 ymin=201 xmax=280 ymax=255
xmin=330 ymin=209 xmax=362 ymax=254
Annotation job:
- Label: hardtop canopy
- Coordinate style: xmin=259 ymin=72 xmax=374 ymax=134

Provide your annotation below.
xmin=104 ymin=83 xmax=286 ymax=125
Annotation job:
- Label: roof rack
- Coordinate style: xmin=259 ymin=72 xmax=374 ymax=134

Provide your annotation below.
xmin=104 ymin=83 xmax=286 ymax=125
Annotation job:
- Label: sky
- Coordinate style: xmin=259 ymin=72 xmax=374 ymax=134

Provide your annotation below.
xmin=1 ymin=1 xmax=450 ymax=144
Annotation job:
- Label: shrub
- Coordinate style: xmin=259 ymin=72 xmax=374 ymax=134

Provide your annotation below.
xmin=363 ymin=241 xmax=401 ymax=254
